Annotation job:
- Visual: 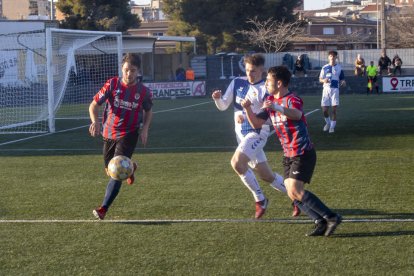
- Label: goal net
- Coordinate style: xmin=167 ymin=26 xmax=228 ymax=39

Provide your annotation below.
xmin=0 ymin=28 xmax=122 ymax=133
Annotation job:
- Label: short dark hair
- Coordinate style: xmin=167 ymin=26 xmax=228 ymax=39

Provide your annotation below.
xmin=122 ymin=53 xmax=141 ymax=69
xmin=267 ymin=66 xmax=291 ymax=87
xmin=244 ymin=54 xmax=265 ymax=67
xmin=328 ymin=50 xmax=338 ymax=57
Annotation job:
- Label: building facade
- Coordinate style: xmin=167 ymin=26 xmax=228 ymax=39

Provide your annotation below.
xmin=2 ymin=0 xmax=49 ymax=20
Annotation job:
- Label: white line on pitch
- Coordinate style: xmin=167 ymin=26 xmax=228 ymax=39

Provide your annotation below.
xmin=0 ymin=218 xmax=413 ymax=224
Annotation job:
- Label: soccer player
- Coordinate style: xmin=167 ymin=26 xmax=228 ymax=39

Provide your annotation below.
xmin=212 ymin=54 xmax=300 ymax=219
xmin=241 ymin=65 xmax=342 ymax=236
xmin=89 ymin=53 xmax=153 ymax=220
xmin=319 ymin=50 xmax=345 ymax=134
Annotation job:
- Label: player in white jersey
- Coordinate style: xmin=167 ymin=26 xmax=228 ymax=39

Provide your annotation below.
xmin=212 ymin=54 xmax=299 ymax=219
xmin=319 ymin=50 xmax=346 ymax=133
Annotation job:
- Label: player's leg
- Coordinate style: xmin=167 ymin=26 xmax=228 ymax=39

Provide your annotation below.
xmin=284 ymin=149 xmax=342 ymax=236
xmin=232 ymin=133 xmax=267 ymax=218
xmin=321 ymin=88 xmax=331 ymax=131
xmin=329 ymin=90 xmax=339 ymax=133
xmin=115 ymin=130 xmax=139 ymax=185
xmin=93 ymin=138 xmax=117 ymax=220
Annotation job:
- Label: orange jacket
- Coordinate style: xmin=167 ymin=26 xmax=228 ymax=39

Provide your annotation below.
xmin=186 ymin=69 xmax=195 ymax=81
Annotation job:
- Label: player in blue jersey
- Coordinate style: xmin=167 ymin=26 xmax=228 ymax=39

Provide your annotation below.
xmin=319 ymin=51 xmax=346 ymax=134
xmin=212 ymin=54 xmax=300 ymax=219
xmin=242 ymin=65 xmax=342 ymax=236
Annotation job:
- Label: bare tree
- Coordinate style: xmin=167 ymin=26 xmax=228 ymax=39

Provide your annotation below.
xmin=387 ymin=7 xmax=414 ymax=48
xmin=238 ymin=17 xmax=304 ymax=53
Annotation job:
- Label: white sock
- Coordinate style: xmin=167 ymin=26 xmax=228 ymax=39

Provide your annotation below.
xmin=324 ymin=117 xmax=331 ymax=125
xmin=330 ymin=121 xmax=336 ymax=129
xmin=270 ymin=173 xmax=287 ymax=193
xmin=240 ymin=169 xmax=265 ymax=202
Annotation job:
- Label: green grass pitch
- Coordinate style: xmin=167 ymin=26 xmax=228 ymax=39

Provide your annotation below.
xmin=0 ymin=94 xmax=413 ymax=275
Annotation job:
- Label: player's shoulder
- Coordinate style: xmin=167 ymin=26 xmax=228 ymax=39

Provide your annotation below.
xmin=321 ymin=64 xmax=330 ymax=70
xmin=233 ymin=76 xmax=248 ymax=84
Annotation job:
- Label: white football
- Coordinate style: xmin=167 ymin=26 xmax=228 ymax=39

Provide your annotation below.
xmin=107 ymin=155 xmax=134 ymax=181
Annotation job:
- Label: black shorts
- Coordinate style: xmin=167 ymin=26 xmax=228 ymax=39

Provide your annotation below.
xmin=368 ymin=76 xmax=377 ymax=83
xmin=283 ymin=148 xmax=316 ymax=184
xmin=103 ymin=130 xmax=139 ymax=168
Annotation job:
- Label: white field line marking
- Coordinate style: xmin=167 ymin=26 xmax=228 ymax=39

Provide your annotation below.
xmin=0 ymin=146 xmax=237 ymax=152
xmin=0 ymin=101 xmax=212 ymax=147
xmin=0 ymin=218 xmax=413 ymax=224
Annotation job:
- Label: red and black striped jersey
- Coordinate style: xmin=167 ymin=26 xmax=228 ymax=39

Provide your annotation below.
xmin=257 ymin=92 xmax=313 ymax=157
xmin=94 ymin=77 xmax=153 ymax=140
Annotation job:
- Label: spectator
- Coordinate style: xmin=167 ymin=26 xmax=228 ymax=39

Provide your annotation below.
xmin=292 ymin=55 xmax=307 ymax=77
xmin=175 ymin=64 xmax=186 ymax=81
xmin=392 ymin=54 xmax=403 ymax=76
xmin=354 ymin=54 xmax=366 ymax=77
xmin=378 ymin=51 xmax=392 ymax=76
xmin=186 ymin=66 xmax=195 ymax=81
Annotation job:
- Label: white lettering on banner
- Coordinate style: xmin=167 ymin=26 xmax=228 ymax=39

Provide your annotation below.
xmin=147 ymin=81 xmax=206 ymax=99
xmin=0 ymin=51 xmax=19 ymax=85
xmin=382 ymin=77 xmax=414 ymax=93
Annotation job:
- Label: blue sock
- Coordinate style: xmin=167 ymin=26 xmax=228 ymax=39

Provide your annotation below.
xmin=294 ymin=199 xmax=323 ymax=223
xmin=102 ymin=178 xmax=122 ymax=209
xmin=301 ymin=191 xmax=334 ymax=219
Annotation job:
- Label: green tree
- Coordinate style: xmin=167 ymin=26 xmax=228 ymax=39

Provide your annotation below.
xmin=162 ymin=0 xmax=302 ymax=54
xmin=56 ymin=0 xmax=140 ymax=32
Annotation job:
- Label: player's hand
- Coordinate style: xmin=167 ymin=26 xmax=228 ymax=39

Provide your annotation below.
xmin=262 ymin=100 xmax=273 ymax=109
xmin=212 ymin=90 xmax=222 ymax=99
xmin=340 ymin=80 xmax=346 ymax=87
xmin=241 ymin=99 xmax=251 ymax=108
xmin=140 ymin=128 xmax=149 ymax=147
xmin=89 ymin=122 xmax=100 ymax=137
xmin=236 ymin=114 xmax=244 ymax=124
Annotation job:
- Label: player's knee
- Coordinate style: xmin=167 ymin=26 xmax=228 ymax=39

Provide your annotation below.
xmin=231 ymin=158 xmax=247 ymax=175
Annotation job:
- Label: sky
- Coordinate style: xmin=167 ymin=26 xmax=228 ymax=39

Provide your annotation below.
xmin=304 ymin=0 xmax=332 ymax=10
xmin=133 ymin=0 xmax=332 ymax=10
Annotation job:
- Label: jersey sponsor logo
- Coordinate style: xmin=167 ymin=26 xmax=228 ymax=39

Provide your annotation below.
xmin=292 ymin=171 xmax=300 ymax=175
xmin=235 ymin=96 xmax=244 ymax=104
xmin=135 ymin=93 xmax=140 ymax=100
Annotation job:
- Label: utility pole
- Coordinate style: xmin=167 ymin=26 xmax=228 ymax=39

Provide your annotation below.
xmin=381 ymin=0 xmax=386 ymax=50
xmin=50 ymin=0 xmax=54 ymax=20
xmin=376 ymin=0 xmax=379 ymax=49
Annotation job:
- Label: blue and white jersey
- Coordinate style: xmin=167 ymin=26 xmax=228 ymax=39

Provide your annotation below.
xmin=319 ymin=63 xmax=345 ymax=89
xmin=213 ymin=76 xmax=268 ymax=141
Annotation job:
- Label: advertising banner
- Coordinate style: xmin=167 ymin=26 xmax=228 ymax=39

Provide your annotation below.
xmin=146 ymin=81 xmax=206 ymax=99
xmin=0 ymin=51 xmax=19 ymax=85
xmin=382 ymin=77 xmax=414 ymax=93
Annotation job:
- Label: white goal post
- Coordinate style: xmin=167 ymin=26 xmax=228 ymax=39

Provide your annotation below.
xmin=0 ymin=28 xmax=122 ymax=133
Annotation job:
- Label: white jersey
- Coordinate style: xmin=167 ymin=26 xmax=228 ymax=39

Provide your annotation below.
xmin=213 ymin=76 xmax=269 ymax=143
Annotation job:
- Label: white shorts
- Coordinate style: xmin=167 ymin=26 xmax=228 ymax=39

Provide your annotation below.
xmin=236 ymin=130 xmax=268 ymax=168
xmin=321 ymin=87 xmax=340 ymax=107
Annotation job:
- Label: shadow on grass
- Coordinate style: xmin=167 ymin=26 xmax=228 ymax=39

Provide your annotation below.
xmin=333 ymin=208 xmax=414 ymax=219
xmin=335 ymin=230 xmax=414 ymax=238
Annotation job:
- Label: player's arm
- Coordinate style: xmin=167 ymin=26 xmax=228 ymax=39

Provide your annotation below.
xmin=89 ymin=100 xmax=100 ymax=137
xmin=212 ymin=80 xmax=235 ymax=111
xmin=319 ymin=69 xmax=328 ymax=84
xmin=140 ymin=109 xmax=152 ymax=147
xmin=263 ymin=99 xmax=302 ymax=121
xmin=241 ymin=99 xmax=266 ymax=129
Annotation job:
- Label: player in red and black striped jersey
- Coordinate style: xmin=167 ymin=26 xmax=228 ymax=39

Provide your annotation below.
xmin=89 ymin=53 xmax=153 ymax=220
xmin=242 ymin=66 xmax=342 ymax=237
